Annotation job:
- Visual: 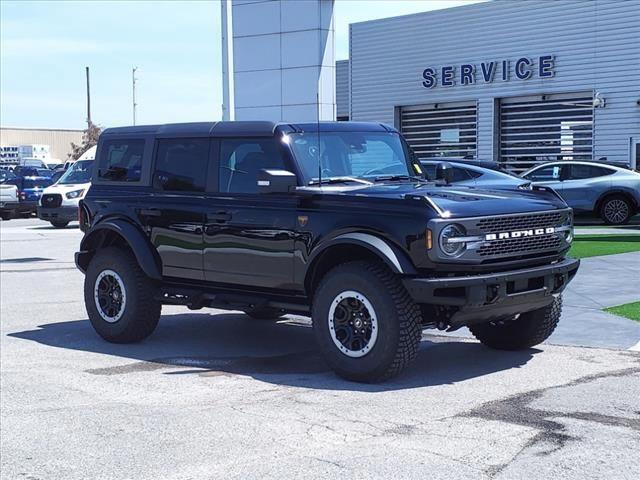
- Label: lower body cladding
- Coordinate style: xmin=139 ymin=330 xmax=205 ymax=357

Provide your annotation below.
xmin=403 ymin=257 xmax=580 ymax=329
xmin=38 ymin=206 xmax=78 ymax=223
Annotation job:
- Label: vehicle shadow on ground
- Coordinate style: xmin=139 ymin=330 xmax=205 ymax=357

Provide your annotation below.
xmin=9 ymin=312 xmax=538 ymax=391
xmin=27 ymin=225 xmax=79 ymax=230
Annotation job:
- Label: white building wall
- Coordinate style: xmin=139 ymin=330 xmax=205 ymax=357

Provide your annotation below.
xmin=226 ymin=0 xmax=336 ymax=122
xmin=349 ymin=0 xmax=640 ymax=165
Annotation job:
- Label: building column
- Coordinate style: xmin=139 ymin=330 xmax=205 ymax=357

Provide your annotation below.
xmin=221 ymin=0 xmax=335 ymax=122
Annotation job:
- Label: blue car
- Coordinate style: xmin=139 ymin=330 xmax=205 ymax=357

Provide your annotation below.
xmin=4 ymin=176 xmax=53 ymax=216
xmin=419 ymin=160 xmax=531 ymax=190
xmin=521 ymin=161 xmax=640 ymax=225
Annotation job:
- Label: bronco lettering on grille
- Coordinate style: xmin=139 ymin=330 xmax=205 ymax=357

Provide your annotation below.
xmin=485 ymin=227 xmax=555 ymax=241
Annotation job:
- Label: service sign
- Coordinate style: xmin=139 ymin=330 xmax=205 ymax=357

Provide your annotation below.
xmin=421 ymin=55 xmax=555 ymax=89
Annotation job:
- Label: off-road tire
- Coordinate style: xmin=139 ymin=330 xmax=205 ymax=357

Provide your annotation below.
xmin=312 ymin=261 xmax=422 ymax=383
xmin=469 ymin=295 xmax=562 ymax=350
xmin=50 ymin=220 xmax=69 ymax=229
xmin=243 ymin=307 xmax=284 ymax=320
xmin=599 ymin=194 xmax=632 ymax=225
xmin=84 ymin=247 xmax=161 ymax=343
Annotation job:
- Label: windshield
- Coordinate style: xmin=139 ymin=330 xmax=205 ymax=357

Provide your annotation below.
xmin=287 ymin=131 xmax=415 ymax=184
xmin=58 ymin=160 xmax=94 ymax=184
xmin=23 ymin=178 xmax=52 ymax=188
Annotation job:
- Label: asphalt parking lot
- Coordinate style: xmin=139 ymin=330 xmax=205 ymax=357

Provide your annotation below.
xmin=1 ymin=218 xmax=639 ymax=479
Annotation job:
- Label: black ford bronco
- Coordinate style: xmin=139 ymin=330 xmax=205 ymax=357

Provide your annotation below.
xmin=76 ymin=121 xmax=579 ymax=382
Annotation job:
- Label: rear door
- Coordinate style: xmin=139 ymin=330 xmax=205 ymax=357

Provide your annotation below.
xmin=143 ymin=137 xmax=210 ymax=280
xmin=561 ymin=164 xmax=614 ymax=212
xmin=203 ymin=137 xmax=297 ymax=290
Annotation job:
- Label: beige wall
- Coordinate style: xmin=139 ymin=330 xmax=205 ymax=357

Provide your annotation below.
xmin=0 ymin=127 xmax=84 ymax=161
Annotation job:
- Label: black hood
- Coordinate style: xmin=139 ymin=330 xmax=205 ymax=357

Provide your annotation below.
xmin=305 ymin=182 xmax=568 ymax=218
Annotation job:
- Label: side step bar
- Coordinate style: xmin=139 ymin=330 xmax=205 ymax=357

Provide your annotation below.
xmin=157 ymin=286 xmax=311 ymax=315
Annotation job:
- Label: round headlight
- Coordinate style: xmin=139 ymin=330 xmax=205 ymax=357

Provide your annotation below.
xmin=439 ymin=224 xmax=467 ymax=257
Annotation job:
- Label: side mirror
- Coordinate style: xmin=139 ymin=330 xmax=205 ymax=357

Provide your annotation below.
xmin=435 ymin=162 xmax=454 ymax=184
xmin=257 ymin=169 xmax=297 ymax=194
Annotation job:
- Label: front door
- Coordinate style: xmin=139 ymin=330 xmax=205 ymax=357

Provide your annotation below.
xmin=142 ymin=137 xmax=210 ymax=280
xmin=203 ymin=137 xmax=297 ymax=290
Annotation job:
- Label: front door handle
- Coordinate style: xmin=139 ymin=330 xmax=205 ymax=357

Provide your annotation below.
xmin=207 ymin=211 xmax=232 ymax=223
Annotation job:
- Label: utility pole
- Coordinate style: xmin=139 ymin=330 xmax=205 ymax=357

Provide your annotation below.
xmin=132 ymin=66 xmax=138 ymax=125
xmin=85 ymin=66 xmax=91 ymax=128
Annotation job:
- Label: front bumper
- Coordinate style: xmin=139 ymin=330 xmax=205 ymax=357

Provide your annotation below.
xmin=38 ymin=206 xmax=78 ymax=222
xmin=0 ymin=201 xmax=19 ymax=213
xmin=403 ymin=257 xmax=580 ymax=327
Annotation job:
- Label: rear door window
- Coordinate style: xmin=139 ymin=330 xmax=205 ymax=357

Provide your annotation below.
xmin=97 ymin=139 xmax=145 ymax=182
xmin=569 ymin=164 xmax=615 ymax=179
xmin=153 ymin=138 xmax=209 ymax=192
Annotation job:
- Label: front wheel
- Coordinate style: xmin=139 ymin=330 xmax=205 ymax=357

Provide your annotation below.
xmin=84 ymin=247 xmax=161 ymax=343
xmin=600 ymin=195 xmax=632 ymax=225
xmin=50 ymin=220 xmax=69 ymax=228
xmin=469 ymin=296 xmax=562 ymax=350
xmin=312 ymin=261 xmax=422 ymax=383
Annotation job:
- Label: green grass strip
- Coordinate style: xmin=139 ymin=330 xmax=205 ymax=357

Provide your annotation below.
xmin=569 ymin=234 xmax=640 ymax=259
xmin=604 ymin=301 xmax=640 ymax=322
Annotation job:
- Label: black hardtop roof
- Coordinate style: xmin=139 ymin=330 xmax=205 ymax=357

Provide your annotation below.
xmin=101 ymin=121 xmax=397 ymax=137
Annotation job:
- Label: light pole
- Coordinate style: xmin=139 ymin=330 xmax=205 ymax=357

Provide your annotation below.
xmin=132 ymin=67 xmax=138 ymax=125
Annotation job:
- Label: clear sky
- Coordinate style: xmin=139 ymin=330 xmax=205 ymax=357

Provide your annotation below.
xmin=0 ymin=0 xmax=483 ymax=130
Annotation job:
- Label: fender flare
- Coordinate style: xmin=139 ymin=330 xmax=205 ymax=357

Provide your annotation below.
xmin=306 ymin=232 xmax=416 ymax=285
xmin=595 ymin=189 xmax=639 ymax=212
xmin=76 ymin=218 xmax=162 ymax=280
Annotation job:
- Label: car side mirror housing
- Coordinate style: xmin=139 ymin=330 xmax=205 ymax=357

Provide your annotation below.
xmin=257 ymin=169 xmax=297 ymax=194
xmin=435 ymin=162 xmax=454 ymax=184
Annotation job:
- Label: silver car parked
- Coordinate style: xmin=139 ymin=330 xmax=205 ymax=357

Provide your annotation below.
xmin=522 ymin=161 xmax=640 ymax=224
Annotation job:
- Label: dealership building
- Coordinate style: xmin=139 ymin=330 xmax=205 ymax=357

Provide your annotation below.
xmin=222 ymin=0 xmax=639 ymax=171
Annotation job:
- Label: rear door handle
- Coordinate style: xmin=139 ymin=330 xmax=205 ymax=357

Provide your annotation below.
xmin=137 ymin=208 xmax=161 ymax=217
xmin=207 ymin=211 xmax=232 ymax=223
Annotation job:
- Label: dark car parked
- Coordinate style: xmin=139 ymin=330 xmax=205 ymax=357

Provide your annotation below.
xmin=419 ymin=156 xmax=506 ymax=172
xmin=5 ymin=176 xmax=54 ymax=216
xmin=420 ymin=160 xmax=530 ymax=190
xmin=76 ymin=121 xmax=578 ymax=382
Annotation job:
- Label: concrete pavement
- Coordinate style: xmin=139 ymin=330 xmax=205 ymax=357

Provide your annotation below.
xmin=1 ymin=218 xmax=640 ymax=479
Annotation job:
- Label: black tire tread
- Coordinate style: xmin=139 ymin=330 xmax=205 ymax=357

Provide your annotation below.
xmin=314 ymin=261 xmax=422 ymax=382
xmin=85 ymin=247 xmax=161 ymax=343
xmin=469 ymin=296 xmax=562 ymax=350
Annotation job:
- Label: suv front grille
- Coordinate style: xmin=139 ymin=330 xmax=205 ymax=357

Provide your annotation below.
xmin=474 ymin=211 xmax=563 ymax=233
xmin=473 ymin=210 xmax=570 ymax=261
xmin=477 ymin=234 xmax=562 ymax=257
xmin=41 ymin=194 xmax=62 ymax=208
xmin=429 ymin=208 xmax=572 ymax=264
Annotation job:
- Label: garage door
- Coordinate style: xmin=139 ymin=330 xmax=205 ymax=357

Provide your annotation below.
xmin=400 ymin=101 xmax=477 ymax=159
xmin=499 ymin=92 xmax=594 ymax=173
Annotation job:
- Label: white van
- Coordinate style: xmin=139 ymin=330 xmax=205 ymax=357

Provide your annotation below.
xmin=37 ymin=158 xmax=94 ymax=228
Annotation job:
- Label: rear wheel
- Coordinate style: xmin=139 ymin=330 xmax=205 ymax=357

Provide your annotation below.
xmin=600 ymin=194 xmax=632 ymax=225
xmin=469 ymin=296 xmax=562 ymax=350
xmin=50 ymin=220 xmax=69 ymax=228
xmin=84 ymin=247 xmax=161 ymax=343
xmin=312 ymin=261 xmax=422 ymax=383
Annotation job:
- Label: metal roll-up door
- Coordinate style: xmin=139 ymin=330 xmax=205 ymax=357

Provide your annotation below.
xmin=499 ymin=92 xmax=594 ymax=173
xmin=400 ymin=101 xmax=477 ymax=159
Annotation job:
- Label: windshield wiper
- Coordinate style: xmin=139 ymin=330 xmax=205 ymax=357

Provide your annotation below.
xmin=371 ymin=174 xmax=426 ymax=183
xmin=308 ymin=176 xmax=373 ymax=186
